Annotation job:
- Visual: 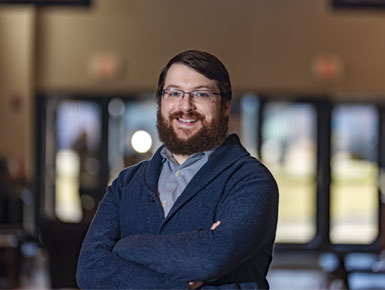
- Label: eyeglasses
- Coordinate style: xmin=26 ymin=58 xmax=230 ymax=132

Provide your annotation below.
xmin=161 ymin=88 xmax=221 ymax=104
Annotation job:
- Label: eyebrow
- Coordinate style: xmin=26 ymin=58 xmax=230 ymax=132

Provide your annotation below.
xmin=164 ymin=84 xmax=217 ymax=91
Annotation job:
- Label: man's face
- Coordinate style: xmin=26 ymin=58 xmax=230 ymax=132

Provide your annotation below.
xmin=157 ymin=63 xmax=230 ymax=155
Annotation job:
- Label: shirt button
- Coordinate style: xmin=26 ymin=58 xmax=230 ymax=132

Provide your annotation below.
xmin=175 ymin=170 xmax=180 ymax=176
xmin=162 ymin=200 xmax=167 ymax=208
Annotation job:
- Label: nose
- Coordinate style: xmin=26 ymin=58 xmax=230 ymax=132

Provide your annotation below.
xmin=179 ymin=93 xmax=196 ymax=112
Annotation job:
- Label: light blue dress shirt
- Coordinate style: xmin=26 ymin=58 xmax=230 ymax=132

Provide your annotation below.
xmin=158 ymin=147 xmax=215 ymax=216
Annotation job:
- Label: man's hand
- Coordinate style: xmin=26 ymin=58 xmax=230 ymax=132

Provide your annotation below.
xmin=210 ymin=221 xmax=220 ymax=230
xmin=189 ymin=281 xmax=203 ymax=289
xmin=188 ymin=221 xmax=221 ymax=289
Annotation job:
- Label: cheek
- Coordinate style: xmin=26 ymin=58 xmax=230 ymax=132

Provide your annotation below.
xmin=200 ymin=106 xmax=219 ymax=122
xmin=160 ymin=102 xmax=172 ymax=118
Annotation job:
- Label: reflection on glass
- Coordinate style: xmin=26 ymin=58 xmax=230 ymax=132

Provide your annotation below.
xmin=108 ymin=100 xmax=160 ymax=182
xmin=261 ymin=102 xmax=317 ymax=243
xmin=55 ymin=101 xmax=102 ymax=222
xmin=330 ymin=105 xmax=379 ymax=244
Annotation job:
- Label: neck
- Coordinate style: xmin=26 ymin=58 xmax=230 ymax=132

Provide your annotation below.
xmin=172 ymin=153 xmax=190 ymax=165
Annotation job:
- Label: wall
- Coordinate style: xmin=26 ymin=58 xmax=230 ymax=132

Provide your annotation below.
xmin=36 ymin=0 xmax=385 ymax=99
xmin=0 ymin=6 xmax=35 ymax=178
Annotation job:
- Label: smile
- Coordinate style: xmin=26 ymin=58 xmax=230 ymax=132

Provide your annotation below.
xmin=178 ymin=118 xmax=197 ymax=123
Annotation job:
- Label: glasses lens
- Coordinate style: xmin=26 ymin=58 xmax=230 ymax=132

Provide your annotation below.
xmin=191 ymin=90 xmax=212 ymax=103
xmin=165 ymin=89 xmax=183 ymax=100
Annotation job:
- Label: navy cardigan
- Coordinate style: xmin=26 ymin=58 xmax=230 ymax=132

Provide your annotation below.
xmin=77 ymin=134 xmax=278 ymax=289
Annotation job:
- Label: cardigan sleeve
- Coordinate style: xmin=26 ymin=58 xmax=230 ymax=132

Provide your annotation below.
xmin=76 ymin=181 xmax=187 ymax=289
xmin=112 ymin=168 xmax=279 ymax=282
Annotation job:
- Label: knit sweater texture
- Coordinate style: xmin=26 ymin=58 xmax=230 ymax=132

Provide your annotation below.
xmin=77 ymin=134 xmax=279 ymax=289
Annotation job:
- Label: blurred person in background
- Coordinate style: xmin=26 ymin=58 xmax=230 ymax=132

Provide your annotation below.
xmin=77 ymin=50 xmax=278 ymax=289
xmin=0 ymin=156 xmax=23 ymax=225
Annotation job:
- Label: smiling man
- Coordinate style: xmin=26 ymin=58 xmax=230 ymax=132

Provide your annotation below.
xmin=157 ymin=62 xmax=229 ymax=165
xmin=77 ymin=50 xmax=279 ymax=289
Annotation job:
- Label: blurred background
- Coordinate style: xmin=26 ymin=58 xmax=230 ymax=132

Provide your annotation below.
xmin=1 ymin=0 xmax=385 ymax=289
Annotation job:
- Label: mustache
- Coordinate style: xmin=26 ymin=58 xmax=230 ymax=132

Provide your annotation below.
xmin=168 ymin=111 xmax=204 ymax=121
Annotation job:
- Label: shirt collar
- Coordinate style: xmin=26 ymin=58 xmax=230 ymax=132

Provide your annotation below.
xmin=160 ymin=146 xmax=216 ymax=166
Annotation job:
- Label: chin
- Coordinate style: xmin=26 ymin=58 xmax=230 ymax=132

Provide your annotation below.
xmin=174 ymin=134 xmax=196 ymax=143
xmin=174 ymin=127 xmax=201 ymax=139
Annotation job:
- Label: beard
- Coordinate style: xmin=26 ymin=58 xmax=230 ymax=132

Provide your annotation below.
xmin=157 ymin=108 xmax=229 ymax=156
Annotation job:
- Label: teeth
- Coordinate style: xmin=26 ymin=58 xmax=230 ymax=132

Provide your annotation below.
xmin=179 ymin=118 xmax=196 ymax=123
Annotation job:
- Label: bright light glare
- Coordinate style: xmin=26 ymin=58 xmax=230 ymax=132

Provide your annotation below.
xmin=55 ymin=150 xmax=82 ymax=223
xmin=131 ymin=130 xmax=152 ymax=153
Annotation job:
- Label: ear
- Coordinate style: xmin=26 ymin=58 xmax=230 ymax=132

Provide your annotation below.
xmin=223 ymin=101 xmax=231 ymax=117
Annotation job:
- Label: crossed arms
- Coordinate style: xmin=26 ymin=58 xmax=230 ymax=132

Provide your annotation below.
xmin=76 ymin=173 xmax=278 ymax=289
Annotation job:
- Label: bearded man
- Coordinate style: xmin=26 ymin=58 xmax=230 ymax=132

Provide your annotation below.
xmin=77 ymin=50 xmax=279 ymax=289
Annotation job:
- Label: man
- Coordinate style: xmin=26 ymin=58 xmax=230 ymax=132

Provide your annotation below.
xmin=77 ymin=50 xmax=279 ymax=289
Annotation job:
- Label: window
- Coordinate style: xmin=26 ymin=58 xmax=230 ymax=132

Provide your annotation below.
xmin=261 ymin=102 xmax=317 ymax=243
xmin=54 ymin=100 xmax=103 ymax=222
xmin=41 ymin=98 xmax=104 ymax=223
xmin=39 ymin=95 xmax=159 ymax=223
xmin=330 ymin=104 xmax=379 ymax=244
xmin=108 ymin=99 xmax=160 ymax=182
xmin=240 ymin=94 xmax=260 ymax=158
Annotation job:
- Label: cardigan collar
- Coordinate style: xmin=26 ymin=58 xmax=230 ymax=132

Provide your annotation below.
xmin=143 ymin=134 xmax=250 ymax=206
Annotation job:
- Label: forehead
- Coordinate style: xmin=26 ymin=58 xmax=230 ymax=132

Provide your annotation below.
xmin=164 ymin=63 xmax=219 ymax=91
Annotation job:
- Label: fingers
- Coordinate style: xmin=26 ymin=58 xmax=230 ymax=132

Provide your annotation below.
xmin=210 ymin=220 xmax=221 ymax=230
xmin=189 ymin=281 xmax=203 ymax=289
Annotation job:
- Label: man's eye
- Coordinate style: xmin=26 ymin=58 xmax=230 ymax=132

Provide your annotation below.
xmin=195 ymin=91 xmax=210 ymax=98
xmin=168 ymin=91 xmax=181 ymax=97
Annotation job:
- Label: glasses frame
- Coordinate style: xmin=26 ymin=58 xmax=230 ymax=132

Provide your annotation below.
xmin=161 ymin=88 xmax=221 ymax=103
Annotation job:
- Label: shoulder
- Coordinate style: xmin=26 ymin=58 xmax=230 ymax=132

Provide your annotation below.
xmin=118 ymin=160 xmax=149 ymax=183
xmin=222 ymin=143 xmax=278 ymax=199
xmin=235 ymin=155 xmax=276 ymax=185
xmin=108 ymin=160 xmax=149 ymax=196
xmin=220 ymin=135 xmax=274 ymax=179
xmin=107 ymin=146 xmax=164 ymax=199
xmin=224 ymin=156 xmax=279 ymax=215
